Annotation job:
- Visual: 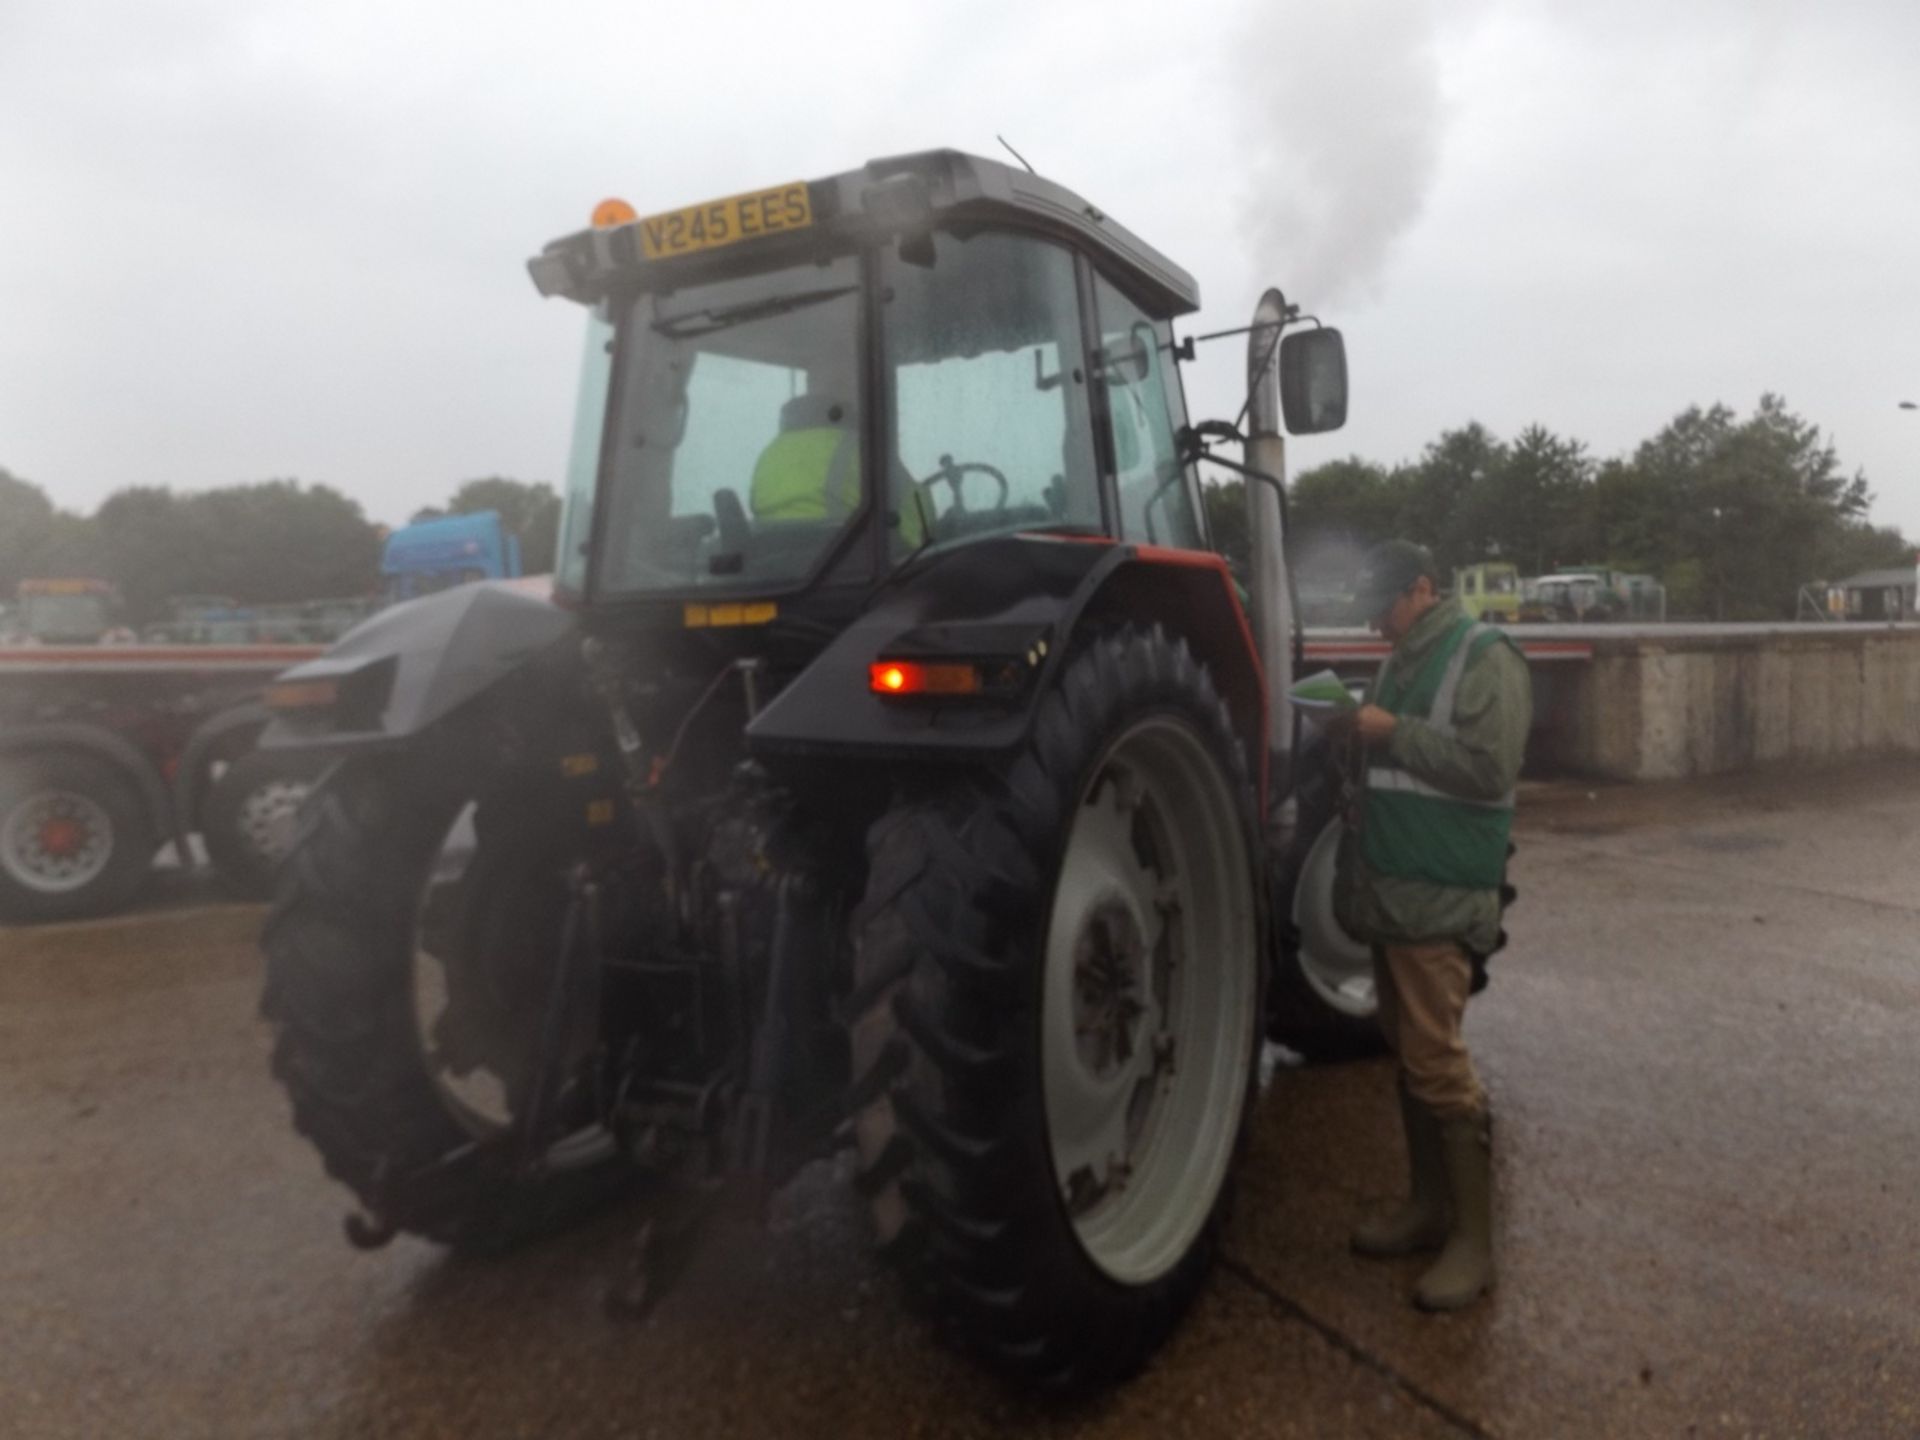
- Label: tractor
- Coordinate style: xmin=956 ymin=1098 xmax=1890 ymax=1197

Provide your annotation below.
xmin=259 ymin=149 xmax=1371 ymax=1391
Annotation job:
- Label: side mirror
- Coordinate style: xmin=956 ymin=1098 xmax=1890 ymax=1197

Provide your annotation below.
xmin=1279 ymin=327 xmax=1348 ymax=435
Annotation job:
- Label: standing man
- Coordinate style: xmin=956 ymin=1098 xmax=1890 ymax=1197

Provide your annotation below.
xmin=1334 ymin=540 xmax=1531 ymax=1311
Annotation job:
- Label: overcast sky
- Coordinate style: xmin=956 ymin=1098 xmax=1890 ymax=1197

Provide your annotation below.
xmin=5 ymin=0 xmax=1919 ymax=540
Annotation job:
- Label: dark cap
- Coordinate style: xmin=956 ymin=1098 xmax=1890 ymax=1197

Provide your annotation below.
xmin=1351 ymin=539 xmax=1438 ymax=620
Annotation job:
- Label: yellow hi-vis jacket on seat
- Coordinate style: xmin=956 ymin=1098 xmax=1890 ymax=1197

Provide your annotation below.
xmin=750 ymin=395 xmax=859 ymax=522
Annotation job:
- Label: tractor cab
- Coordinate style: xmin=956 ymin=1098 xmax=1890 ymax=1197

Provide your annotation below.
xmin=536 ymin=152 xmax=1259 ymax=620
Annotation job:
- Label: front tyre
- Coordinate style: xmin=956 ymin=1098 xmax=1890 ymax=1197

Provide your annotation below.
xmin=849 ymin=626 xmax=1263 ymax=1392
xmin=260 ymin=753 xmax=631 ymax=1251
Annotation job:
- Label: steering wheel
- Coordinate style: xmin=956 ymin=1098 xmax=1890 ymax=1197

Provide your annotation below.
xmin=927 ymin=454 xmax=1010 ymax=515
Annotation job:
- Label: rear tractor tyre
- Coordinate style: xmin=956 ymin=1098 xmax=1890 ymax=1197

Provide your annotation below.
xmin=1268 ymin=742 xmax=1386 ymax=1061
xmin=260 ymin=752 xmax=632 ymax=1251
xmin=0 ymin=749 xmax=154 ymax=924
xmin=1268 ymin=743 xmax=1517 ymax=1060
xmin=849 ymin=625 xmax=1264 ymax=1392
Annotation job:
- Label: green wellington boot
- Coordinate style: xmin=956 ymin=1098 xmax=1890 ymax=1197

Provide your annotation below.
xmin=1351 ymin=1084 xmax=1450 ymax=1258
xmin=1414 ymin=1111 xmax=1495 ymax=1311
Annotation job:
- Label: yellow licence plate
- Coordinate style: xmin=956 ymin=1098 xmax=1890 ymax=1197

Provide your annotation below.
xmin=638 ymin=182 xmax=813 ymax=261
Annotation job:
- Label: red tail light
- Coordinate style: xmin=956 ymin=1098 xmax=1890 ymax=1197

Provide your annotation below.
xmin=869 ymin=661 xmax=982 ymax=696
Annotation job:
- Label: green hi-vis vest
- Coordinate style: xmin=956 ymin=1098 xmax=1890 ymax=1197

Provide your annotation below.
xmin=750 ymin=428 xmax=859 ymax=522
xmin=1360 ymin=617 xmax=1517 ymax=890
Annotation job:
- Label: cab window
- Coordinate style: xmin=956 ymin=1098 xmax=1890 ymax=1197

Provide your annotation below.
xmin=1092 ymin=274 xmax=1203 ymax=550
xmin=882 ymin=231 xmax=1100 ymax=551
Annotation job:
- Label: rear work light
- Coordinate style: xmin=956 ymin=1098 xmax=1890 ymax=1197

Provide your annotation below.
xmin=869 ymin=661 xmax=982 ymax=697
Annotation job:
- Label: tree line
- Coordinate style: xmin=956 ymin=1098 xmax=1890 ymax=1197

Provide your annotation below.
xmin=3 ymin=393 xmax=1908 ymax=626
xmin=1202 ymin=394 xmax=1911 ymax=621
xmin=0 ymin=471 xmax=561 ymax=626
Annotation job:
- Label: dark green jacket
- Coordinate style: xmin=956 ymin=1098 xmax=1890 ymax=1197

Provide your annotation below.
xmin=1349 ymin=597 xmax=1532 ymax=952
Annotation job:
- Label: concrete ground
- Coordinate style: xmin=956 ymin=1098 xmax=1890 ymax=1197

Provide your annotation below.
xmin=3 ymin=761 xmax=1918 ymax=1439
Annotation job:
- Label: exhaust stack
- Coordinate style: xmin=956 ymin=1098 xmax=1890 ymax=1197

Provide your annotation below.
xmin=1244 ymin=288 xmax=1295 ymax=797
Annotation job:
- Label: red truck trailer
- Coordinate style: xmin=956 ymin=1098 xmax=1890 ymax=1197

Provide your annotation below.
xmin=0 ymin=642 xmax=326 ymax=921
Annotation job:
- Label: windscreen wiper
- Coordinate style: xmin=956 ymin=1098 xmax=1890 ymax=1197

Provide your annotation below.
xmin=652 ymin=284 xmax=859 ymax=339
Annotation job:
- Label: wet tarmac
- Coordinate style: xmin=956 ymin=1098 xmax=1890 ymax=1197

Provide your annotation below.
xmin=3 ymin=761 xmax=1918 ymax=1439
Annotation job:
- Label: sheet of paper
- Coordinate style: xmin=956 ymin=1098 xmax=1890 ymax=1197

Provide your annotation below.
xmin=1288 ymin=668 xmax=1359 ymax=711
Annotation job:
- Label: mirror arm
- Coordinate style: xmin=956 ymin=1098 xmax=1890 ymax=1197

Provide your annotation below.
xmin=1180 ymin=312 xmax=1322 ymax=348
xmin=1175 ymin=430 xmax=1304 ymax=668
xmin=1168 ymin=306 xmax=1325 ymax=431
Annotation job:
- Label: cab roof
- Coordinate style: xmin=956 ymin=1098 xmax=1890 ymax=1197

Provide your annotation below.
xmin=528 ymin=149 xmax=1200 ymax=319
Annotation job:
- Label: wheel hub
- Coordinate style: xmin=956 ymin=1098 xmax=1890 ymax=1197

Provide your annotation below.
xmin=39 ymin=817 xmax=84 ymax=858
xmin=239 ymin=780 xmax=310 ymax=861
xmin=2 ymin=790 xmax=114 ymax=894
xmin=1072 ymin=900 xmax=1148 ymax=1077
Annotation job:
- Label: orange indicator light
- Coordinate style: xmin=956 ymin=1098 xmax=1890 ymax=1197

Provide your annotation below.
xmin=265 ymin=679 xmax=339 ymax=710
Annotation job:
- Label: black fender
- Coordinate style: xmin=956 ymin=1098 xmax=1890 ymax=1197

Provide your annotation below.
xmin=0 ymin=721 xmax=179 ymax=851
xmin=746 ymin=534 xmax=1269 ymax=803
xmin=261 ymin=580 xmax=577 ymax=753
xmin=174 ymin=701 xmax=270 ymax=831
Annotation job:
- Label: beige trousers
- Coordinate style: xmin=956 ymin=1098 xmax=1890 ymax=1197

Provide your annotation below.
xmin=1373 ymin=940 xmax=1487 ymax=1119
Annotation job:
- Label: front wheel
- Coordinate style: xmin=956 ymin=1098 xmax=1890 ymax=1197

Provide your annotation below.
xmin=849 ymin=626 xmax=1263 ymax=1392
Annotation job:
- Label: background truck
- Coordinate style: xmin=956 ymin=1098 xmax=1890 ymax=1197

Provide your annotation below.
xmin=0 ymin=641 xmax=327 ymax=920
xmin=141 ymin=595 xmax=376 ymax=646
xmin=381 ymin=510 xmax=523 ymax=601
xmin=1519 ymin=565 xmax=1665 ymax=623
xmin=5 ymin=578 xmax=131 ymax=645
xmin=256 ymin=149 xmax=1467 ymax=1393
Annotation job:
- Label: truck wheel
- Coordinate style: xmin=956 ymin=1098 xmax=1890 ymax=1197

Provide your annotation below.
xmin=849 ymin=626 xmax=1263 ymax=1392
xmin=0 ymin=750 xmax=154 ymax=923
xmin=261 ymin=754 xmax=631 ymax=1251
xmin=1268 ymin=743 xmax=1385 ymax=1061
xmin=201 ymin=748 xmax=328 ymax=899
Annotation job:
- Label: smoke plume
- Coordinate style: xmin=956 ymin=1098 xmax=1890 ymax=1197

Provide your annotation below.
xmin=1234 ymin=0 xmax=1446 ymax=307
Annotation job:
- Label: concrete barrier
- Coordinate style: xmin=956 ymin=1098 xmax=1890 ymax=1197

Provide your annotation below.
xmin=1538 ymin=623 xmax=1920 ymax=780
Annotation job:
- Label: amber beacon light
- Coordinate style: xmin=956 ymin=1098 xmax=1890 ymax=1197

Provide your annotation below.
xmin=591 ymin=198 xmax=638 ymax=228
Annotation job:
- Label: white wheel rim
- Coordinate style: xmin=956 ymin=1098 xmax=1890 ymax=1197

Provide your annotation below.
xmin=236 ymin=779 xmax=310 ymax=863
xmin=1 ymin=789 xmax=115 ymax=894
xmin=1290 ymin=817 xmax=1377 ymax=1017
xmin=409 ymin=806 xmax=513 ymax=1134
xmin=1042 ymin=718 xmax=1257 ymax=1285
xmin=406 ymin=805 xmax=613 ymax=1165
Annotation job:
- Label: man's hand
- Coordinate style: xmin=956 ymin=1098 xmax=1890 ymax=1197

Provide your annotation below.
xmin=1353 ymin=703 xmax=1398 ymax=746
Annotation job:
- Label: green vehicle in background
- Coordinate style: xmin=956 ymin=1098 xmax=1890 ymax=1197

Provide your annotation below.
xmin=1454 ymin=561 xmax=1520 ymax=622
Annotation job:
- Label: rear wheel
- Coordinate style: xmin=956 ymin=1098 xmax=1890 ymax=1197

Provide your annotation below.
xmin=1269 ymin=743 xmax=1517 ymax=1059
xmin=260 ymin=753 xmax=631 ymax=1250
xmin=0 ymin=750 xmax=154 ymax=923
xmin=849 ymin=626 xmax=1263 ymax=1392
xmin=1269 ymin=744 xmax=1384 ymax=1060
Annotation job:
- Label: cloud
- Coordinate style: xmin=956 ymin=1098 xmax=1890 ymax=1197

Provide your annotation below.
xmin=1232 ymin=0 xmax=1447 ymax=307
